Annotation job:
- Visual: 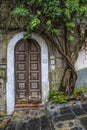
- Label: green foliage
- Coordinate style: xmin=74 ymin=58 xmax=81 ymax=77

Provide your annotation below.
xmin=46 ymin=20 xmax=52 ymax=31
xmin=65 ymin=0 xmax=79 ymax=12
xmin=66 ymin=22 xmax=75 ymax=28
xmin=80 ymin=6 xmax=87 ymax=19
xmin=73 ymin=88 xmax=87 ymax=97
xmin=7 ymin=0 xmax=87 ymax=41
xmin=1 ymin=0 xmax=87 ymax=54
xmin=24 ymin=15 xmax=41 ymax=39
xmin=65 ymin=0 xmax=79 ymax=19
xmin=66 ymin=22 xmax=75 ymax=41
xmin=11 ymin=6 xmax=29 ymax=17
xmin=49 ymin=90 xmax=67 ymax=103
xmin=29 ymin=0 xmax=42 ymax=5
xmin=68 ymin=36 xmax=74 ymax=41
xmin=44 ymin=0 xmax=62 ymax=19
xmin=49 ymin=88 xmax=87 ymax=103
xmin=52 ymin=29 xmax=61 ymax=35
xmin=64 ymin=9 xmax=71 ymax=20
xmin=29 ymin=17 xmax=40 ymax=30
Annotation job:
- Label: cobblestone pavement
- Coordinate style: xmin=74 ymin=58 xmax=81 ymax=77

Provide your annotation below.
xmin=46 ymin=101 xmax=87 ymax=130
xmin=0 ymin=107 xmax=51 ymax=130
xmin=0 ymin=101 xmax=87 ymax=130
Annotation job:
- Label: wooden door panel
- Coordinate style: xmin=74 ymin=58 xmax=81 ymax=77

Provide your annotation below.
xmin=30 ymin=72 xmax=38 ymax=80
xmin=15 ymin=39 xmax=41 ymax=104
xmin=16 ymin=54 xmax=26 ymax=61
xmin=17 ymin=63 xmax=26 ymax=71
xmin=30 ymin=63 xmax=38 ymax=71
xmin=30 ymin=54 xmax=38 ymax=61
xmin=29 ymin=91 xmax=41 ymax=102
xmin=18 ymin=82 xmax=26 ymax=90
xmin=15 ymin=40 xmax=28 ymax=103
xmin=18 ymin=92 xmax=26 ymax=99
xmin=17 ymin=73 xmax=26 ymax=80
xmin=30 ymin=91 xmax=39 ymax=98
xmin=29 ymin=40 xmax=41 ymax=102
xmin=30 ymin=82 xmax=39 ymax=89
xmin=30 ymin=43 xmax=38 ymax=52
xmin=16 ymin=41 xmax=26 ymax=52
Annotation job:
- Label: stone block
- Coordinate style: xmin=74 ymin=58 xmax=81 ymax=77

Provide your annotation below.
xmin=55 ymin=58 xmax=62 ymax=69
xmin=55 ymin=69 xmax=64 ymax=82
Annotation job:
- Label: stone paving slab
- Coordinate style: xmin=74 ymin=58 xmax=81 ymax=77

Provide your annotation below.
xmin=0 ymin=102 xmax=87 ymax=130
xmin=46 ymin=101 xmax=87 ymax=130
xmin=0 ymin=107 xmax=51 ymax=130
xmin=80 ymin=116 xmax=87 ymax=130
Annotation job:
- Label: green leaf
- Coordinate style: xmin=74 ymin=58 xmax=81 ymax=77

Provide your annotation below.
xmin=46 ymin=20 xmax=52 ymax=31
xmin=44 ymin=0 xmax=62 ymax=19
xmin=66 ymin=22 xmax=75 ymax=28
xmin=52 ymin=29 xmax=61 ymax=35
xmin=11 ymin=6 xmax=29 ymax=17
xmin=28 ymin=17 xmax=41 ymax=30
xmin=68 ymin=36 xmax=74 ymax=41
xmin=64 ymin=9 xmax=71 ymax=19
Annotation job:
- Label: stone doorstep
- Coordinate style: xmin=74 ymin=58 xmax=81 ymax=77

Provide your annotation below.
xmin=11 ymin=106 xmax=46 ymax=123
xmin=15 ymin=103 xmax=43 ymax=107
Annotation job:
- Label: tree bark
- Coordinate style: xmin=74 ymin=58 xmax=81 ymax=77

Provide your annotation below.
xmin=59 ymin=66 xmax=77 ymax=96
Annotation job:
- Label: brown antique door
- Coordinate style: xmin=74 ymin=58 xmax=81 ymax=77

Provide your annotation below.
xmin=15 ymin=39 xmax=41 ymax=104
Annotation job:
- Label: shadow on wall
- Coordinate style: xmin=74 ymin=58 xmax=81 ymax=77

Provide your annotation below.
xmin=75 ymin=67 xmax=87 ymax=88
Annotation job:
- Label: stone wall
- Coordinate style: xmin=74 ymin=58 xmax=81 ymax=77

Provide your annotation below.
xmin=0 ymin=31 xmax=64 ymax=114
xmin=48 ymin=44 xmax=65 ymax=90
xmin=0 ymin=32 xmax=7 ymax=114
xmin=0 ymin=31 xmax=18 ymax=114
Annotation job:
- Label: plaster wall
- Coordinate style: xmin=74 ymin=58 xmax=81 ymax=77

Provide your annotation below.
xmin=75 ymin=49 xmax=87 ymax=87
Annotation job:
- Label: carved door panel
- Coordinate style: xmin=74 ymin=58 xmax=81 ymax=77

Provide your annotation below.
xmin=15 ymin=39 xmax=41 ymax=104
xmin=29 ymin=40 xmax=41 ymax=103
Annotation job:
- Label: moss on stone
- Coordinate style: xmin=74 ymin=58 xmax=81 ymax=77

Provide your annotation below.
xmin=0 ymin=69 xmax=5 ymax=78
xmin=0 ymin=110 xmax=6 ymax=117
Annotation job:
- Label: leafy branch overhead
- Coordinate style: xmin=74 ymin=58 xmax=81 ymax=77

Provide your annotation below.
xmin=1 ymin=0 xmax=87 ymax=96
xmin=1 ymin=0 xmax=87 ymax=38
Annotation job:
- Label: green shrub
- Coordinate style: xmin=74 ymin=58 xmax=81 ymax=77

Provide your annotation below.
xmin=49 ymin=90 xmax=67 ymax=103
xmin=73 ymin=87 xmax=87 ymax=97
xmin=49 ymin=88 xmax=87 ymax=103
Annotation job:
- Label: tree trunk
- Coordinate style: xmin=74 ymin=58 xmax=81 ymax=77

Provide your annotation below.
xmin=42 ymin=32 xmax=84 ymax=96
xmin=59 ymin=66 xmax=77 ymax=96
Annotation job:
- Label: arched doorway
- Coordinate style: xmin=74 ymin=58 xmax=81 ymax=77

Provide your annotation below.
xmin=6 ymin=32 xmax=49 ymax=115
xmin=15 ymin=39 xmax=42 ymax=104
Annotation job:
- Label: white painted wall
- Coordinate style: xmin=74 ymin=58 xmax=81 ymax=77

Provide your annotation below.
xmin=75 ymin=49 xmax=87 ymax=70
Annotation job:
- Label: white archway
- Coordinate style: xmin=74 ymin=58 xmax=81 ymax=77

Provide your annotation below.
xmin=6 ymin=32 xmax=49 ymax=115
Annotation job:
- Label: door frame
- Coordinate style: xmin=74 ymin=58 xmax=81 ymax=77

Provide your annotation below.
xmin=6 ymin=32 xmax=49 ymax=115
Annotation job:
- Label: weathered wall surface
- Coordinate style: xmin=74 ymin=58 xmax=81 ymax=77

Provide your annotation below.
xmin=2 ymin=30 xmax=87 ymax=114
xmin=76 ymin=68 xmax=87 ymax=87
xmin=48 ymin=44 xmax=65 ymax=90
xmin=75 ymin=48 xmax=87 ymax=88
xmin=0 ymin=31 xmax=19 ymax=114
xmin=0 ymin=32 xmax=7 ymax=114
xmin=1 ymin=30 xmax=87 ymax=114
xmin=0 ymin=31 xmax=64 ymax=114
